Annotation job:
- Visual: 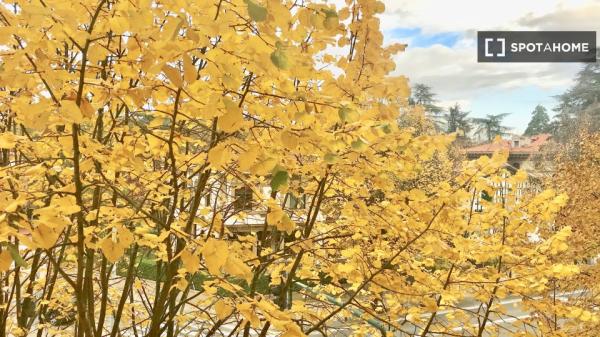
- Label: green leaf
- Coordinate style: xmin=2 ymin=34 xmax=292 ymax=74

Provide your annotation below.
xmin=270 ymin=170 xmax=289 ymax=192
xmin=375 ymin=123 xmax=392 ymax=134
xmin=7 ymin=243 xmax=26 ymax=268
xmin=324 ymin=152 xmax=338 ymax=164
xmin=323 ymin=9 xmax=339 ymax=30
xmin=351 ymin=138 xmax=367 ymax=151
xmin=270 ymin=49 xmax=289 ymax=70
xmin=246 ymin=0 xmax=267 ymax=22
xmin=381 ymin=124 xmax=392 ymax=134
xmin=338 ymin=106 xmax=357 ymax=123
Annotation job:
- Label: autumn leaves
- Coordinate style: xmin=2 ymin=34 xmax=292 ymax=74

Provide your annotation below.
xmin=1 ymin=0 xmax=595 ymax=336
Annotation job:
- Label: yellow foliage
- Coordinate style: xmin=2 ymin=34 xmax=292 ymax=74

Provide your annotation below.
xmin=100 ymin=237 xmax=124 ymax=263
xmin=202 ymin=238 xmax=228 ymax=275
xmin=215 ymin=299 xmax=234 ymax=320
xmin=0 ymin=250 xmax=12 ymax=272
xmin=0 ymin=0 xmax=586 ymax=335
xmin=179 ymin=249 xmax=200 ymax=273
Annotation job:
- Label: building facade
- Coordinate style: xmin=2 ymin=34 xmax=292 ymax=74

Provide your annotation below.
xmin=465 ymin=133 xmax=552 ymax=174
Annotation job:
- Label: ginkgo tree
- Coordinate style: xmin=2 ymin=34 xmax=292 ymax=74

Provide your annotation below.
xmin=0 ymin=0 xmax=592 ymax=337
xmin=535 ymin=131 xmax=600 ymax=337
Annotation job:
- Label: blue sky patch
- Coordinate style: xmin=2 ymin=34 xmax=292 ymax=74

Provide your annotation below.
xmin=469 ymin=85 xmax=566 ymax=133
xmin=389 ymin=27 xmax=461 ymax=48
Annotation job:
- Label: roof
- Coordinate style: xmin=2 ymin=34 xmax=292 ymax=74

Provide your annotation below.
xmin=466 ymin=134 xmax=552 ymax=155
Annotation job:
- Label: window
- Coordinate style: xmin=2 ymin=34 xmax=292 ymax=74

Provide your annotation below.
xmin=513 ymin=140 xmax=520 ymax=147
xmin=481 ymin=190 xmax=493 ymax=202
xmin=233 ymin=187 xmax=253 ymax=211
xmin=473 ymin=197 xmax=483 ymax=212
xmin=284 ymin=175 xmax=306 ymax=210
xmin=285 ymin=193 xmax=306 ymax=209
xmin=473 ymin=190 xmax=492 ymax=212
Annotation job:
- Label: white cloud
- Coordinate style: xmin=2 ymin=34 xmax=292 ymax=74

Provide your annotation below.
xmin=392 ymin=43 xmax=579 ymax=100
xmin=518 ymin=2 xmax=600 ymax=32
xmin=438 ymin=99 xmax=472 ymax=111
xmin=380 ymin=0 xmax=597 ymax=33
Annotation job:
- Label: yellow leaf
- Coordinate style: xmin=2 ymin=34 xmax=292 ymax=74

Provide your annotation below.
xmin=237 ymin=302 xmax=260 ymax=328
xmin=338 ymin=105 xmax=358 ymax=123
xmin=180 ymin=249 xmax=200 ymax=273
xmin=5 ymin=195 xmax=26 ymax=213
xmin=161 ymin=16 xmax=183 ymax=40
xmin=117 ymin=225 xmax=134 ymax=248
xmin=183 ymin=53 xmax=196 ymax=84
xmin=224 ymin=254 xmax=253 ymax=283
xmin=238 ymin=147 xmax=259 ymax=172
xmin=201 ymin=238 xmax=228 ymax=275
xmin=174 ymin=276 xmax=188 ymax=291
xmin=149 ymin=117 xmax=166 ymax=128
xmin=323 ymin=9 xmax=339 ymax=30
xmin=280 ymin=130 xmax=299 ymax=149
xmin=218 ymin=98 xmax=244 ymax=133
xmin=24 ymin=164 xmax=46 ymax=176
xmin=141 ymin=52 xmax=156 ymax=72
xmin=20 ymin=103 xmax=49 ymax=130
xmin=162 ymin=64 xmax=183 ymax=88
xmin=32 ymin=224 xmax=61 ymax=250
xmin=281 ymin=322 xmax=306 ymax=337
xmin=60 ymin=100 xmax=84 ymax=123
xmin=0 ymin=250 xmax=12 ymax=272
xmin=408 ymin=189 xmax=427 ymax=202
xmin=215 ymin=300 xmax=234 ymax=320
xmin=0 ymin=133 xmax=17 ymax=149
xmin=100 ymin=237 xmax=124 ymax=263
xmin=276 ymin=214 xmax=295 ymax=234
xmin=266 ymin=202 xmax=294 ymax=234
xmin=267 ymin=205 xmax=284 ymax=225
xmin=251 ymin=157 xmax=278 ymax=176
xmin=187 ymin=29 xmax=199 ymax=42
xmin=207 ymin=144 xmax=232 ymax=168
xmin=58 ymin=136 xmax=74 ymax=156
xmin=337 ymin=263 xmax=354 ymax=274
xmin=218 ymin=110 xmax=245 ymax=133
xmin=580 ymin=310 xmax=593 ymax=322
xmin=52 ymin=196 xmax=81 ymax=215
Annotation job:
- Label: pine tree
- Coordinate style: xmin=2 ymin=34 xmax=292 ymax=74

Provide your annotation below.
xmin=524 ymin=105 xmax=551 ymax=136
xmin=445 ymin=103 xmax=471 ymax=135
xmin=473 ymin=113 xmax=511 ymax=142
xmin=552 ymin=63 xmax=600 ymax=141
xmin=410 ymin=83 xmax=443 ymax=116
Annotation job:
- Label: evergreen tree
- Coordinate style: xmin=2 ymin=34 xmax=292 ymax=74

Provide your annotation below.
xmin=445 ymin=103 xmax=471 ymax=135
xmin=473 ymin=113 xmax=511 ymax=142
xmin=410 ymin=83 xmax=443 ymax=116
xmin=552 ymin=63 xmax=600 ymax=141
xmin=557 ymin=63 xmax=600 ymax=111
xmin=524 ymin=105 xmax=551 ymax=136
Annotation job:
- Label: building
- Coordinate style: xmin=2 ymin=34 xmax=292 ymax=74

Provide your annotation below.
xmin=465 ymin=133 xmax=552 ymax=174
xmin=465 ymin=134 xmax=553 ymax=211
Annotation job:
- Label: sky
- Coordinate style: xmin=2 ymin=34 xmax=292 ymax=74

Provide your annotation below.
xmin=379 ymin=0 xmax=600 ymax=134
